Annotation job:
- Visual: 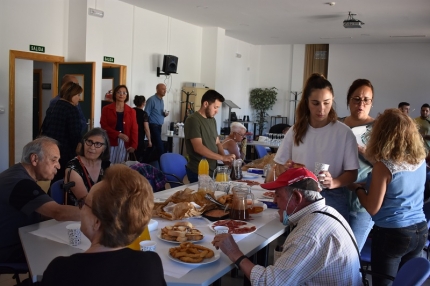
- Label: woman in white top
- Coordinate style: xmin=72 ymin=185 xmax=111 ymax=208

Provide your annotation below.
xmin=222 ymin=122 xmax=247 ymax=159
xmin=274 ymin=73 xmax=359 ymax=221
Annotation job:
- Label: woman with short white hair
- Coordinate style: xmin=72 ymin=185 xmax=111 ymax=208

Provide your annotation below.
xmin=221 ymin=122 xmax=247 ymax=159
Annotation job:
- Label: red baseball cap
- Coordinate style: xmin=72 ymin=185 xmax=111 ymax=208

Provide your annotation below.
xmin=260 ymin=167 xmax=319 ymax=191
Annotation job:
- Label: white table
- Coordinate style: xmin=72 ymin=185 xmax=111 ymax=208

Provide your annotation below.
xmin=19 ymin=180 xmax=284 ymax=285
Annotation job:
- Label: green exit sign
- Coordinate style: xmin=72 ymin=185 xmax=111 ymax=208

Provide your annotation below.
xmin=103 ymin=56 xmax=114 ymax=63
xmin=29 ymin=45 xmax=45 ymax=53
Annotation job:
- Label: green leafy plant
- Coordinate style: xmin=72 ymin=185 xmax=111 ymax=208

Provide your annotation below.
xmin=249 ymin=87 xmax=278 ymax=135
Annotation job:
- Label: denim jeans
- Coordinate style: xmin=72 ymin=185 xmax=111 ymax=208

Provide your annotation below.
xmin=321 ymin=187 xmax=349 ymax=222
xmin=371 ymin=221 xmax=427 ymax=286
xmin=147 ymin=124 xmax=164 ymax=161
xmin=350 ymin=211 xmax=374 ymax=251
xmin=186 ymin=167 xmax=198 ymax=183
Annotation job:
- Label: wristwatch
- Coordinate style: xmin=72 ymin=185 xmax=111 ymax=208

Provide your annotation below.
xmin=234 ymin=255 xmax=248 ymax=269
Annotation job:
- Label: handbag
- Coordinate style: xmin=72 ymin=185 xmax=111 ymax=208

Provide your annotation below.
xmin=124 ymin=152 xmax=139 ymax=167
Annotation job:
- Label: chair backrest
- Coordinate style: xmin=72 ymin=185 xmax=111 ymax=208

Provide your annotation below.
xmin=160 ymin=153 xmax=187 ymax=188
xmin=254 ymin=144 xmax=268 ymax=159
xmin=50 ymin=179 xmax=65 ymax=204
xmin=392 ymin=257 xmax=430 ymax=286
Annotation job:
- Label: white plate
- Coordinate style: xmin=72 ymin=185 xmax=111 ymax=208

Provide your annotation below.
xmin=168 ymin=252 xmax=220 ymax=265
xmin=157 ymin=232 xmax=204 ymax=244
xmin=209 ymin=220 xmax=257 ymax=235
xmin=242 ymin=173 xmax=259 ymax=179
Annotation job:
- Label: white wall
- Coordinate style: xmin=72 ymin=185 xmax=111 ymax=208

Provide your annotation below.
xmin=0 ymin=0 xmax=69 ymax=171
xmin=14 ymin=59 xmax=33 ymax=162
xmin=329 ymin=43 xmax=430 ymax=119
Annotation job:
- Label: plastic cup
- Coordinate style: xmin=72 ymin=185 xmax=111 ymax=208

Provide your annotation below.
xmin=214 ymin=226 xmax=229 ymax=235
xmin=66 ymin=223 xmax=81 ymax=246
xmin=139 ymin=240 xmax=156 ymax=252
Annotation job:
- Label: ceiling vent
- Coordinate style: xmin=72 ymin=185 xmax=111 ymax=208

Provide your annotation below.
xmin=343 ymin=12 xmax=364 ymax=28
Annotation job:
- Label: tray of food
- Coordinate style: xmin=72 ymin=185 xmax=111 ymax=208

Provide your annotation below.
xmin=209 ymin=220 xmax=257 ymax=235
xmin=168 ymin=242 xmax=219 ymax=265
xmin=158 ymin=221 xmax=204 ymax=243
xmin=202 ymin=209 xmax=230 ymax=221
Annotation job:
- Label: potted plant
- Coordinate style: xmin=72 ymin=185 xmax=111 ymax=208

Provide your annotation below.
xmin=249 ymin=87 xmax=278 ymax=136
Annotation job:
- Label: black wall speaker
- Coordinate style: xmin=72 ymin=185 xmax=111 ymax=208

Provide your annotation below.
xmin=162 ymin=55 xmax=178 ymax=74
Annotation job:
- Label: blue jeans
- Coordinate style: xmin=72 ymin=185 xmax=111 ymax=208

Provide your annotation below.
xmin=349 ymin=211 xmax=374 ymax=251
xmin=186 ymin=167 xmax=198 ymax=183
xmin=371 ymin=221 xmax=427 ymax=286
xmin=321 ymin=187 xmax=349 ymax=222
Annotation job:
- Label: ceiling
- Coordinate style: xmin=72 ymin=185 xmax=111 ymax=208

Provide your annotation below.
xmin=120 ymin=0 xmax=430 ymax=45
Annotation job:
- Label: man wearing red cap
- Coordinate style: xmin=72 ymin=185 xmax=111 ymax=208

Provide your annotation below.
xmin=212 ymin=167 xmax=361 ymax=285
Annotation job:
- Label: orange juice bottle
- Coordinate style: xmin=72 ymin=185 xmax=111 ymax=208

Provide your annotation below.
xmin=128 ymin=225 xmax=151 ymax=251
xmin=198 ymin=157 xmax=209 ymax=176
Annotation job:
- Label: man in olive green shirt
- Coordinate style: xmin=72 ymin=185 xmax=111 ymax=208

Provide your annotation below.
xmin=184 ymin=90 xmax=236 ymax=183
xmin=415 ymin=103 xmax=430 ymax=150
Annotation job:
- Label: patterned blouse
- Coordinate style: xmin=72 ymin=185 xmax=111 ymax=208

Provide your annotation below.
xmin=65 ymin=157 xmax=110 ymax=206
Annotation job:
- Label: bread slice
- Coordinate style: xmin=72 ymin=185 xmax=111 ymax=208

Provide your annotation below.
xmin=174 ymin=221 xmax=193 ymax=228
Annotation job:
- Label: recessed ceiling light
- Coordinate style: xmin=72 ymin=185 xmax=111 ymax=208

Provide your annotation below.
xmin=389 ymin=35 xmax=426 ymax=38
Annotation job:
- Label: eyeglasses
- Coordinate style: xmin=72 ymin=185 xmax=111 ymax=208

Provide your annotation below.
xmin=116 ymin=91 xmax=128 ymax=95
xmin=351 ymin=97 xmax=372 ymax=105
xmin=85 ymin=139 xmax=105 ymax=148
xmin=235 ymin=132 xmax=246 ymax=137
xmin=77 ymin=196 xmax=92 ymax=210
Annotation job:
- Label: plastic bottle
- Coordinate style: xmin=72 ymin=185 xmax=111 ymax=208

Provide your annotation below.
xmin=198 ymin=157 xmax=209 ymax=176
xmin=128 ymin=225 xmax=151 ymax=251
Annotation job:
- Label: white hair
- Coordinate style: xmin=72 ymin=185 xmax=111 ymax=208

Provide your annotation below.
xmin=230 ymin=122 xmax=247 ymax=133
xmin=286 ymin=186 xmax=322 ymax=202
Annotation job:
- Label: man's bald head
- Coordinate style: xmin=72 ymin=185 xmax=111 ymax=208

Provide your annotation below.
xmin=156 ymin=83 xmax=166 ymax=97
xmin=61 ymin=75 xmax=78 ymax=86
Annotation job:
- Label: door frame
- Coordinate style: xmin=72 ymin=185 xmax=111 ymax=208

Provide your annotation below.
xmin=102 ymin=62 xmax=127 ymax=85
xmin=9 ymin=50 xmax=64 ymax=166
xmin=33 ymin=68 xmax=43 ymax=135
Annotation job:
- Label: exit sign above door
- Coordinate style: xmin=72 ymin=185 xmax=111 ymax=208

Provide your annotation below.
xmin=29 ymin=45 xmax=45 ymax=53
xmin=103 ymin=56 xmax=114 ymax=63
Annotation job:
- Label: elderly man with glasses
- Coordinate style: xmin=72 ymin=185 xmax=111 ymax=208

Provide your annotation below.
xmin=0 ymin=137 xmax=80 ymax=264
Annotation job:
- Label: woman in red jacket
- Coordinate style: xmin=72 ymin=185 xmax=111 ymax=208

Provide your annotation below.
xmin=100 ymin=85 xmax=138 ymax=164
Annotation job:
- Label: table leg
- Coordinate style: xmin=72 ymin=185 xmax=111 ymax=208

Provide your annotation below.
xmin=256 ymin=244 xmax=269 ymax=267
xmin=167 ymin=137 xmax=173 ymax=153
xmin=212 ymin=277 xmax=222 ymax=286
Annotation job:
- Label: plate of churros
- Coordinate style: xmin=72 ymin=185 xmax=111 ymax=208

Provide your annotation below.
xmin=168 ymin=242 xmax=220 ymax=265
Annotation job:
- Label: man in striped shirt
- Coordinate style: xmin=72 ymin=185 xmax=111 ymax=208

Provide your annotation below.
xmin=212 ymin=167 xmax=362 ymax=285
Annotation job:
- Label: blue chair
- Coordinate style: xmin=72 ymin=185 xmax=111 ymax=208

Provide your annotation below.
xmin=160 ymin=153 xmax=187 ymax=188
xmin=392 ymin=257 xmax=430 ymax=286
xmin=254 ymin=144 xmax=268 ymax=158
xmin=50 ymin=179 xmax=65 ymax=204
xmin=0 ymin=263 xmax=29 ymax=284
